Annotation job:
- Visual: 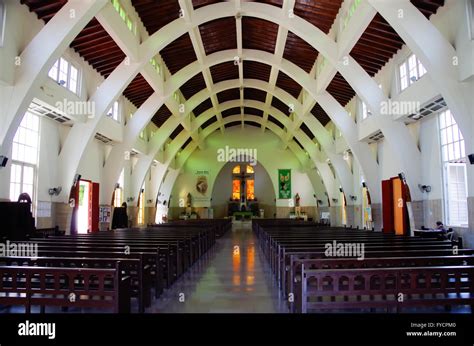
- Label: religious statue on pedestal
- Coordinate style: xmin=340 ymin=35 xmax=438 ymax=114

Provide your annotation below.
xmin=186 ymin=193 xmax=192 ymax=208
xmin=294 ymin=193 xmax=301 ymax=218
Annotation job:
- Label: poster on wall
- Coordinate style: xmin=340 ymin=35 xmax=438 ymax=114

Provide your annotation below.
xmin=195 ymin=169 xmax=210 ymax=195
xmin=193 ymin=169 xmax=211 ymax=207
xmin=278 ymin=169 xmax=291 ymax=199
xmin=99 ymin=205 xmax=111 ymax=223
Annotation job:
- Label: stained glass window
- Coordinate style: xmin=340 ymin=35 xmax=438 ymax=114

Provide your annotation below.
xmin=232 ymin=179 xmax=240 ymax=200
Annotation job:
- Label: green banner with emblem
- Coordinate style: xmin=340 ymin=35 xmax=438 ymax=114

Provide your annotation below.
xmin=278 ymin=169 xmax=291 ymax=199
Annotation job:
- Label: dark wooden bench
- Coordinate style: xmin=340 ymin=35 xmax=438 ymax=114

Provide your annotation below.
xmin=32 ymin=226 xmax=65 ymax=238
xmin=0 ymin=255 xmax=151 ymax=313
xmin=0 ymin=262 xmax=131 ymax=313
xmin=295 ymin=265 xmax=474 ymax=313
xmin=287 ymin=255 xmax=474 ymax=311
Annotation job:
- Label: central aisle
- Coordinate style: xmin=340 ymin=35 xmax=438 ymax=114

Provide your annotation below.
xmin=151 ymin=224 xmax=287 ymax=313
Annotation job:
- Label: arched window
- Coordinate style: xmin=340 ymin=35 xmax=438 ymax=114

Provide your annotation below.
xmin=232 ymin=165 xmax=255 ymax=201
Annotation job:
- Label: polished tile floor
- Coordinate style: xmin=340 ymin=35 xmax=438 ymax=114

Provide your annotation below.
xmin=150 ymin=223 xmax=288 ymax=313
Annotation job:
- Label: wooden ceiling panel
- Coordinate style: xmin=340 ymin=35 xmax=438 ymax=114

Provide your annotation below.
xmin=132 ymin=0 xmax=180 ymax=35
xmin=201 ymin=115 xmax=217 ymax=130
xmin=242 ymin=17 xmax=278 ymax=54
xmin=300 ymin=122 xmax=314 ymax=140
xmin=244 ymin=88 xmax=266 ymax=103
xmin=20 ymin=0 xmax=67 ymax=22
xmin=243 ymin=61 xmax=271 ymax=82
xmin=222 ymin=107 xmax=241 ymax=118
xmin=210 ymin=61 xmax=239 ymax=84
xmin=181 ymin=137 xmax=193 ymax=150
xmin=410 ymin=0 xmax=445 ymax=18
xmin=294 ymin=0 xmax=343 ymax=34
xmin=169 ymin=124 xmax=184 ymax=140
xmin=20 ymin=1 xmax=125 ymax=78
xmin=275 ymin=71 xmax=302 ymax=99
xmin=311 ymin=103 xmax=331 ymax=127
xmin=160 ymin=33 xmax=197 ymax=75
xmin=350 ymin=14 xmax=404 ymax=77
xmin=217 ymin=88 xmax=240 ymax=103
xmin=327 ymin=72 xmax=355 ymax=106
xmin=283 ymin=31 xmax=319 ymax=73
xmin=199 ymin=17 xmax=237 ymax=55
xmin=224 ymin=120 xmax=241 ymax=128
xmin=250 ymin=0 xmax=283 ymax=7
xmin=180 ymin=72 xmax=207 ymax=99
xmin=350 ymin=0 xmax=444 ymax=77
xmin=123 ymin=73 xmax=154 ymax=108
xmin=244 ymin=107 xmax=264 ymax=117
xmin=268 ymin=115 xmax=284 ymax=129
xmin=245 ymin=121 xmax=261 ymax=128
xmin=193 ymin=98 xmax=213 ymax=116
xmin=293 ymin=136 xmax=305 ymax=150
xmin=271 ymin=96 xmax=291 ymax=116
xmin=192 ymin=0 xmax=224 ymax=10
xmin=151 ymin=105 xmax=172 ymax=128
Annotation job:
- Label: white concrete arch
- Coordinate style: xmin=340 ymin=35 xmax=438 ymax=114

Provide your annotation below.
xmin=4 ymin=0 xmax=427 ymax=204
xmin=50 ymin=1 xmax=411 ymax=203
xmin=369 ymin=0 xmax=473 ymax=153
xmin=101 ymin=50 xmax=381 ymax=204
xmin=139 ymin=112 xmax=336 ymax=208
xmin=134 ymin=106 xmax=341 ymax=210
xmin=153 ymin=116 xmax=329 ymax=213
xmin=0 ymin=0 xmax=108 ymax=154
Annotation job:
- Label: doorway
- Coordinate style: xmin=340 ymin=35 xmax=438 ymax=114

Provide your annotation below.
xmin=75 ymin=180 xmax=100 ymax=233
xmin=77 ymin=180 xmax=91 ymax=234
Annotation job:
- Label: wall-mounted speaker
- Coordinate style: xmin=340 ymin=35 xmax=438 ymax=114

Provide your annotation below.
xmin=0 ymin=156 xmax=8 ymax=167
xmin=73 ymin=174 xmax=81 ymax=187
xmin=468 ymin=153 xmax=474 ymax=165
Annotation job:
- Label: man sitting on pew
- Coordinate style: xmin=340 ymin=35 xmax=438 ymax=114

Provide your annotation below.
xmin=428 ymin=221 xmax=449 ymax=240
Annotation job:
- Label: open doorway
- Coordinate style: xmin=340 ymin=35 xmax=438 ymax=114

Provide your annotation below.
xmin=340 ymin=190 xmax=347 ymax=226
xmin=76 ymin=180 xmax=99 ymax=233
xmin=77 ymin=180 xmax=91 ymax=234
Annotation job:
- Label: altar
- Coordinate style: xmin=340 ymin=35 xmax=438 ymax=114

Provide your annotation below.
xmin=233 ymin=211 xmax=253 ymax=220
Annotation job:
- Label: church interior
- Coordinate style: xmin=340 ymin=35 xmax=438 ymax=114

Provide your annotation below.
xmin=0 ymin=0 xmax=474 ymax=339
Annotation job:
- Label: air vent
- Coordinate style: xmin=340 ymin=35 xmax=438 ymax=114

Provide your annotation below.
xmin=368 ymin=130 xmax=384 ymax=143
xmin=28 ymin=99 xmax=72 ymax=124
xmin=94 ymin=132 xmax=113 ymax=145
xmin=407 ymin=97 xmax=447 ymax=122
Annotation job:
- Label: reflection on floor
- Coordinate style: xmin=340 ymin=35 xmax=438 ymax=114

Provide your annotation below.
xmin=150 ymin=224 xmax=287 ymax=313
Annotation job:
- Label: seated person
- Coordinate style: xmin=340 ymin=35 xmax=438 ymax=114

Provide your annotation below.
xmin=433 ymin=221 xmax=449 ymax=240
xmin=435 ymin=221 xmax=446 ymax=230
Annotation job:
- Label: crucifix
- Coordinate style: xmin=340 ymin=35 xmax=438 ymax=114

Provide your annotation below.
xmin=237 ymin=170 xmax=252 ymax=208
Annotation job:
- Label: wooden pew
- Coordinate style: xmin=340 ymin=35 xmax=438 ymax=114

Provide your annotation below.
xmin=288 ymin=255 xmax=474 ymax=311
xmin=0 ymin=256 xmax=151 ymax=313
xmin=295 ymin=265 xmax=474 ymax=313
xmin=0 ymin=262 xmax=131 ymax=313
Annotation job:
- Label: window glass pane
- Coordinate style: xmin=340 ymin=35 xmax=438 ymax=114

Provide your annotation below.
xmin=69 ymin=65 xmax=78 ymax=93
xmin=446 ymin=126 xmax=453 ymax=144
xmin=59 ymin=58 xmax=68 ymax=84
xmin=448 ymin=144 xmax=454 ymax=161
xmin=418 ymin=60 xmax=426 ymax=77
xmin=440 ymin=128 xmax=447 ymax=145
xmin=454 ymin=141 xmax=460 ymax=160
xmin=442 ymin=145 xmax=448 ymax=162
xmin=439 ymin=111 xmax=446 ymax=128
xmin=452 ymin=124 xmax=459 ymax=141
xmin=48 ymin=60 xmax=59 ymax=80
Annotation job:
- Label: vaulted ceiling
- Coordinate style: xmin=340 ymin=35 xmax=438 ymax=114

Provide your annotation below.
xmin=21 ymin=0 xmax=445 ymax=148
